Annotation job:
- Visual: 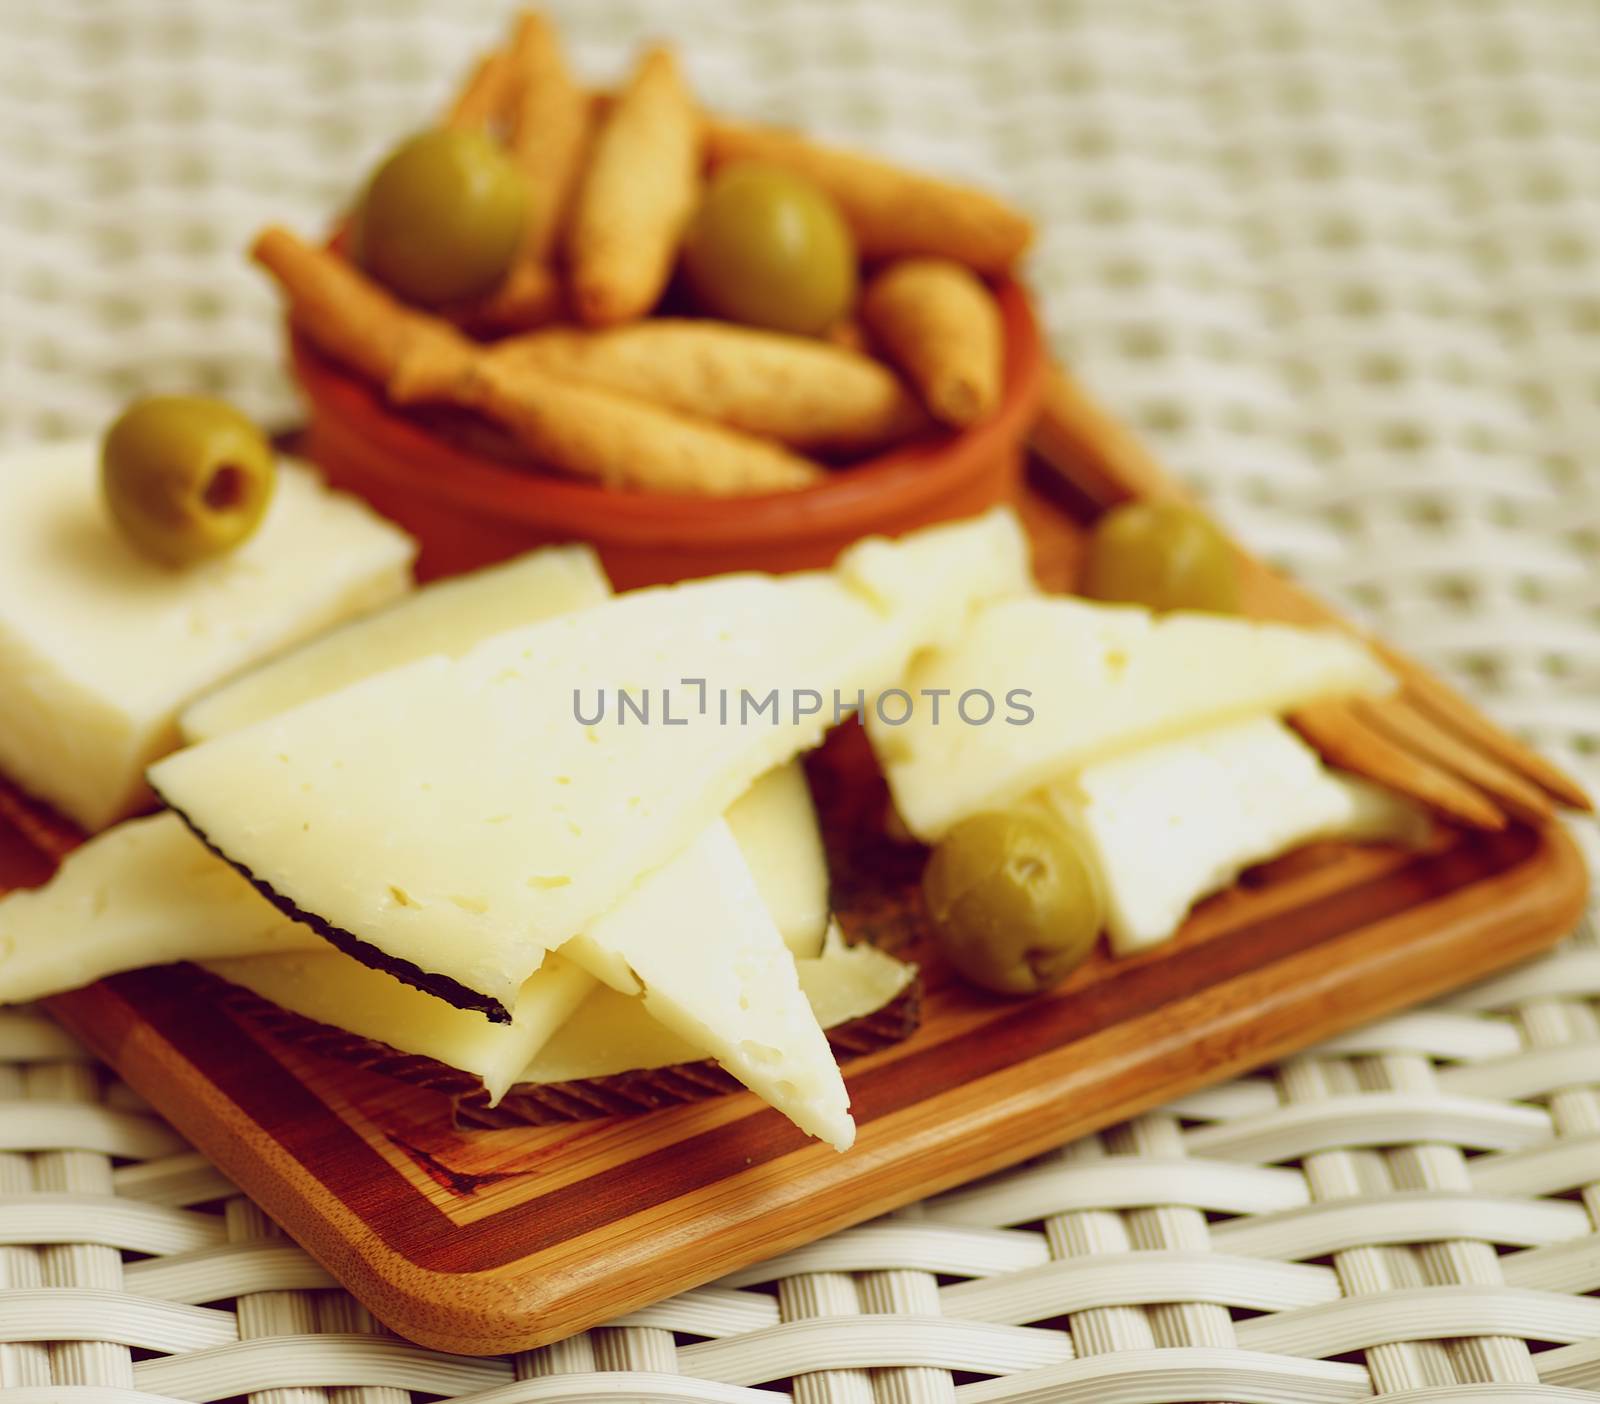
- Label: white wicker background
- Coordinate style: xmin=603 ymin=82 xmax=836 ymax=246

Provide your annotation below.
xmin=2 ymin=0 xmax=1600 ymax=1399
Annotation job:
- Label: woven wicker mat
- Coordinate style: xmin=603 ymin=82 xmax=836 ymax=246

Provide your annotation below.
xmin=3 ymin=1 xmax=1600 ymax=1398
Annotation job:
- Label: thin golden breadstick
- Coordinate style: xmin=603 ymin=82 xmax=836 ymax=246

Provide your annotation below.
xmin=567 ymin=46 xmax=702 ymax=325
xmin=422 ymin=356 xmax=821 ymax=496
xmin=504 ymin=12 xmax=590 ymax=262
xmin=486 ymin=320 xmax=926 ymax=454
xmin=251 ymin=226 xmax=472 ymax=393
xmin=464 ymin=14 xmax=590 ymax=333
xmin=862 ymin=258 xmax=1004 ymax=428
xmin=1353 ymin=697 xmax=1552 ymax=825
xmin=706 ymin=118 xmax=1032 ymax=274
xmin=1292 ymin=702 xmax=1506 ymax=831
xmin=442 ymin=49 xmax=515 ymax=132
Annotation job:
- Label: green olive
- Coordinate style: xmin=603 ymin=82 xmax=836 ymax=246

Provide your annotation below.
xmin=922 ymin=810 xmax=1103 ymax=996
xmin=354 ymin=129 xmax=526 ymax=307
xmin=682 ymin=162 xmax=857 ymax=335
xmin=1081 ymin=502 xmax=1240 ymax=613
xmin=101 ymin=397 xmax=276 ymax=568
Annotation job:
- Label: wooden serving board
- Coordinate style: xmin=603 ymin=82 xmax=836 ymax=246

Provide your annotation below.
xmin=4 ymin=469 xmax=1586 ymax=1357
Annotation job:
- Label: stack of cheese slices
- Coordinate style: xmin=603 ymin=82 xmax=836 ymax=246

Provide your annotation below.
xmin=0 ymin=442 xmax=1416 ymax=1150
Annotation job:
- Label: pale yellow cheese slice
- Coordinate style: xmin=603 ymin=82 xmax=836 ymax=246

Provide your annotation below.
xmin=201 ymin=921 xmax=912 ymax=1106
xmin=725 ymin=760 xmax=829 ymax=958
xmin=521 ymin=922 xmax=912 ymax=1083
xmin=201 ymin=947 xmax=594 ymax=1104
xmin=0 ymin=811 xmax=321 ymax=1004
xmin=1042 ymin=716 xmax=1428 ymax=955
xmin=148 ymin=572 xmax=893 ymax=1014
xmin=179 ymin=544 xmax=830 ymax=955
xmin=181 ymin=545 xmax=611 ymax=743
xmin=835 ymin=505 xmax=1036 ymax=667
xmin=873 ymin=595 xmax=1395 ymax=841
xmin=555 ymin=818 xmax=855 ymax=1148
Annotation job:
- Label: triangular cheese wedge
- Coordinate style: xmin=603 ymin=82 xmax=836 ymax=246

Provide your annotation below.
xmin=204 ymin=921 xmax=913 ymax=1135
xmin=872 ymin=595 xmax=1395 ymax=840
xmin=521 ymin=922 xmax=913 ymax=1085
xmin=0 ymin=811 xmax=323 ymax=1004
xmin=836 ymin=506 xmax=1036 ymax=662
xmin=181 ymin=545 xmax=611 ymax=743
xmin=560 ymin=819 xmax=855 ymax=1148
xmin=203 ymin=947 xmax=594 ymax=1104
xmin=150 ymin=517 xmax=1018 ymax=1020
xmin=0 ymin=811 xmax=591 ymax=1095
xmin=723 ymin=760 xmax=828 ymax=959
xmin=187 ymin=541 xmax=838 ymax=969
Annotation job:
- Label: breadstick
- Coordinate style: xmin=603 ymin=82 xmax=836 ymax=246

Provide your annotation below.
xmin=486 ymin=320 xmax=926 ymax=454
xmin=442 ymin=49 xmax=514 ymax=133
xmin=462 ymin=15 xmax=589 ymax=333
xmin=566 ymin=46 xmax=702 ymax=325
xmin=504 ymin=12 xmax=590 ymax=263
xmin=706 ymin=118 xmax=1032 ymax=274
xmin=862 ymin=258 xmax=1004 ymax=428
xmin=438 ymin=356 xmax=822 ymax=496
xmin=252 ymin=226 xmax=474 ymax=403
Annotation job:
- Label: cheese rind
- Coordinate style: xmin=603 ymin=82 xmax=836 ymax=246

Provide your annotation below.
xmin=1044 ymin=716 xmax=1428 ymax=954
xmin=0 ymin=441 xmax=414 ymax=831
xmin=208 ymin=835 xmax=886 ymax=1146
xmin=202 ymin=948 xmax=594 ymax=1103
xmin=874 ymin=596 xmax=1395 ymax=840
xmin=201 ymin=921 xmax=911 ymax=1103
xmin=181 ymin=545 xmax=610 ymax=743
xmin=150 ymin=513 xmax=1020 ymax=1019
xmin=725 ymin=761 xmax=829 ymax=958
xmin=0 ymin=812 xmax=322 ymax=1004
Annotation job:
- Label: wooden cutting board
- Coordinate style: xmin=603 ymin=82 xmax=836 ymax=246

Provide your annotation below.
xmin=4 ymin=467 xmax=1586 ymax=1357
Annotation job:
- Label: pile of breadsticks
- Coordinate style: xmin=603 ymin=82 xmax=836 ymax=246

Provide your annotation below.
xmin=254 ymin=10 xmax=1035 ymax=496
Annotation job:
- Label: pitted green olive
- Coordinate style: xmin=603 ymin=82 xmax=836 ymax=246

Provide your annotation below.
xmin=101 ymin=396 xmax=276 ymax=568
xmin=922 ymin=809 xmax=1103 ymax=996
xmin=354 ymin=129 xmax=526 ymax=307
xmin=683 ymin=162 xmax=857 ymax=335
xmin=1082 ymin=502 xmax=1240 ymax=613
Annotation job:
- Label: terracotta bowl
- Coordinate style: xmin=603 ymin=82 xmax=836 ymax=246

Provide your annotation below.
xmin=290 ymin=280 xmax=1045 ymax=588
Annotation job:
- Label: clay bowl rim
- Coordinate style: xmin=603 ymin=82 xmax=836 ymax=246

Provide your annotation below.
xmin=288 ymin=277 xmax=1045 ymax=550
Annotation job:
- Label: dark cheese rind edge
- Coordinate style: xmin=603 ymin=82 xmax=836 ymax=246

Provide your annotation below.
xmin=199 ymin=963 xmax=922 ymax=1129
xmin=462 ymin=986 xmax=922 ymax=1129
xmin=159 ymin=800 xmax=514 ymax=1023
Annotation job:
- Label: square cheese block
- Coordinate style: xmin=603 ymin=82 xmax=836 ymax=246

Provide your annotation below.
xmin=0 ymin=440 xmax=415 ymax=830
